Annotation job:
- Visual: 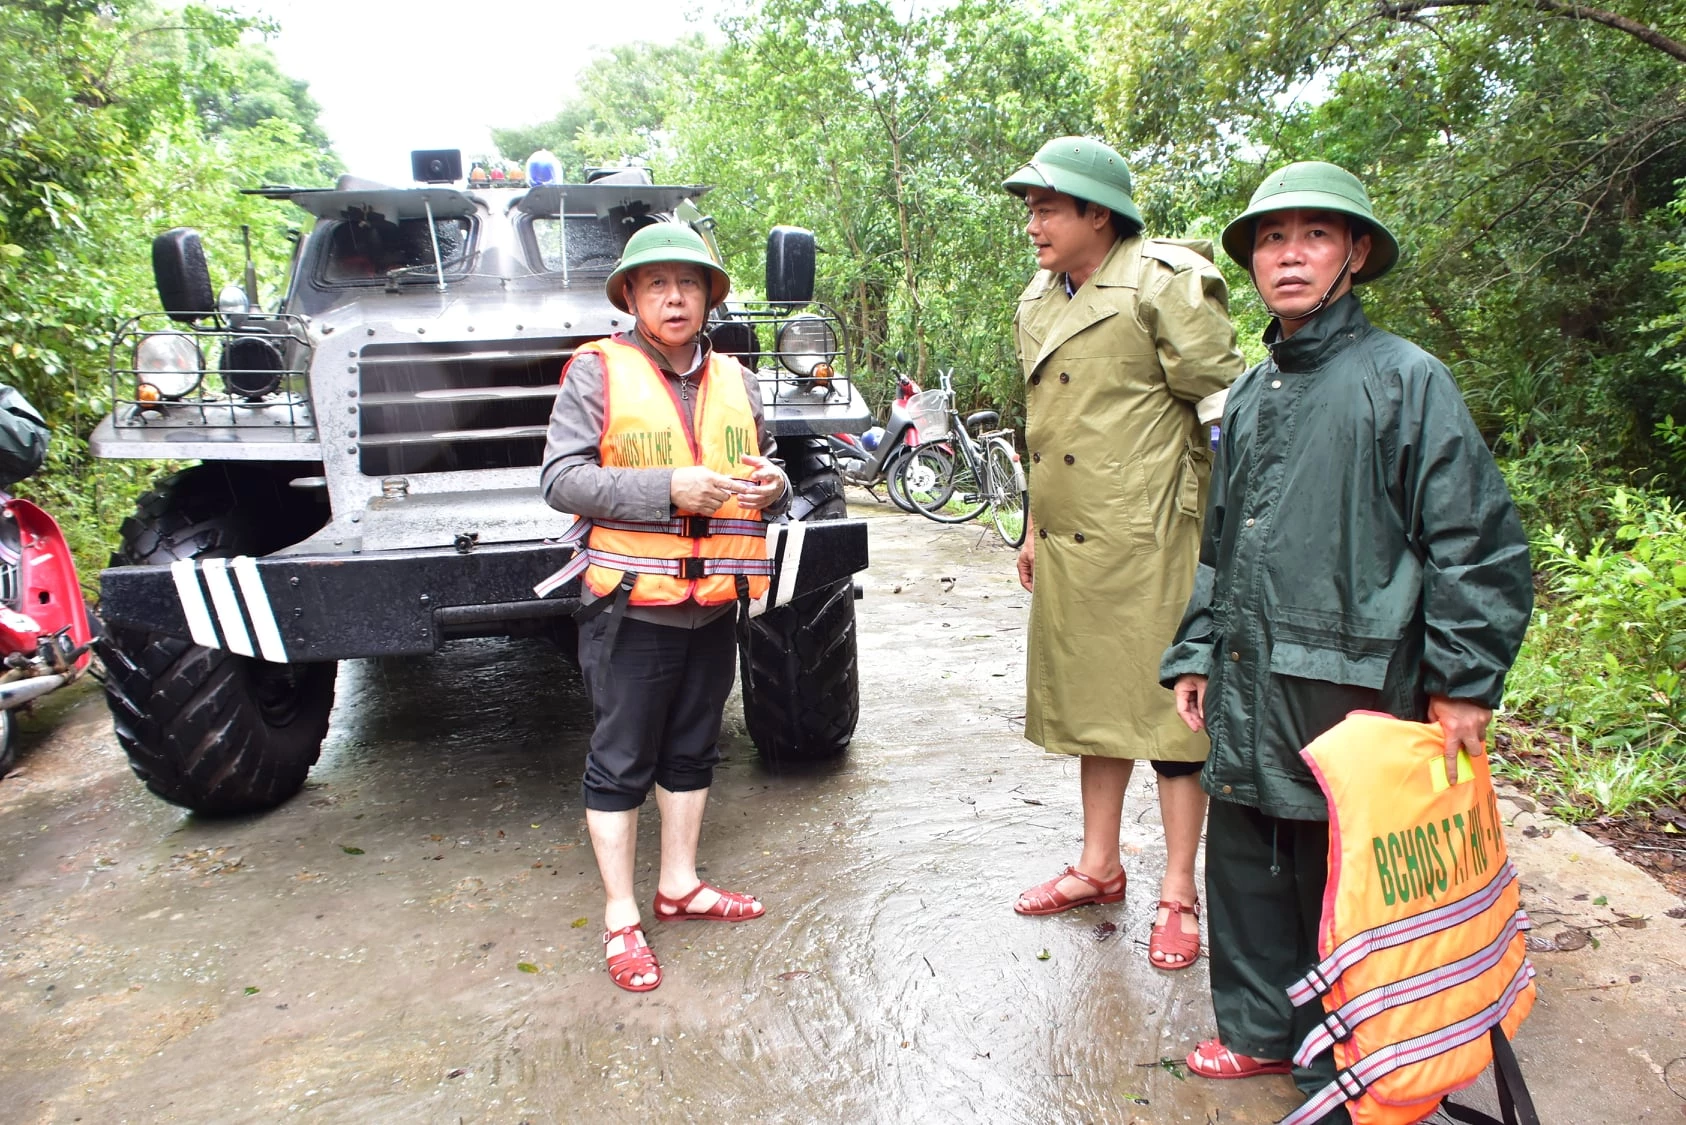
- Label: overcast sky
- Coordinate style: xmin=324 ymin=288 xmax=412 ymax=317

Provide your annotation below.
xmin=239 ymin=0 xmax=726 ymax=185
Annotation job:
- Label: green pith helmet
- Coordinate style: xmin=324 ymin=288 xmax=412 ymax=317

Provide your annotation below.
xmin=1221 ymin=161 xmax=1399 ymax=284
xmin=1002 ymin=136 xmax=1144 ymax=229
xmin=606 ymin=223 xmax=731 ymax=313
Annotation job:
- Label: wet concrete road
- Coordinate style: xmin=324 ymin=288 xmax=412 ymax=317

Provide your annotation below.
xmin=2 ymin=501 xmax=1684 ymax=1124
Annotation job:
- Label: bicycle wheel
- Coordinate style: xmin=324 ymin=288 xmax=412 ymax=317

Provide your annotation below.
xmin=911 ymin=442 xmax=987 ymax=523
xmin=884 ymin=445 xmax=926 ymax=512
xmin=893 ymin=442 xmax=954 ymax=512
xmin=984 ymin=438 xmax=1028 ymax=547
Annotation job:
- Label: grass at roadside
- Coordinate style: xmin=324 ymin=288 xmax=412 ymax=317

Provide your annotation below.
xmin=1493 ymin=486 xmax=1686 ymax=824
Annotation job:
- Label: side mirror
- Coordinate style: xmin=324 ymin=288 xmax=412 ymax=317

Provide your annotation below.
xmin=152 ymin=228 xmax=215 ymax=324
xmin=765 ymin=226 xmax=815 ymax=304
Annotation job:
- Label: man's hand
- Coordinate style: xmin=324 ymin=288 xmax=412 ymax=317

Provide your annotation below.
xmin=670 ymin=466 xmax=749 ymax=515
xmin=1427 ymin=695 xmax=1492 ymax=777
xmin=1174 ymin=674 xmax=1208 ymax=733
xmin=733 ymin=454 xmax=788 ymax=512
xmin=1017 ymin=515 xmax=1035 ymax=591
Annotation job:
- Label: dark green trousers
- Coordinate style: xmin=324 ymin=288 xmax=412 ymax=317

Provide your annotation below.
xmin=1205 ymin=797 xmax=1350 ymax=1124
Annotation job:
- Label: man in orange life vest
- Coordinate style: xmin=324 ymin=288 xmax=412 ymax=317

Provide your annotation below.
xmin=1158 ymin=163 xmax=1533 ymax=1117
xmin=541 ymin=224 xmax=790 ymax=992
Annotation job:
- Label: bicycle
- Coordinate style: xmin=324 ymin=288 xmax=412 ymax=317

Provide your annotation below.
xmin=893 ymin=369 xmax=1028 ymax=547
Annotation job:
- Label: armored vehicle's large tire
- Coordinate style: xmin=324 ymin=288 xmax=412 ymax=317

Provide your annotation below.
xmin=98 ymin=465 xmax=336 ymax=815
xmin=740 ymin=438 xmax=859 ymax=766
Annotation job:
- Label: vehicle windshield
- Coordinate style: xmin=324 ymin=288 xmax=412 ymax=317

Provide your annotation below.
xmin=321 ymin=215 xmax=472 ymax=284
xmin=529 ymin=215 xmax=639 ymax=273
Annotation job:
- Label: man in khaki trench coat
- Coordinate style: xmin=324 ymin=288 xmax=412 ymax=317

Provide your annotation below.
xmin=1004 ymin=136 xmax=1244 ymax=968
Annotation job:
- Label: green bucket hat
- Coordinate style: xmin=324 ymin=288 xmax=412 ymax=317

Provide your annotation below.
xmin=1221 ymin=161 xmax=1399 ymax=284
xmin=606 ymin=223 xmax=731 ymax=313
xmin=1003 ymin=136 xmax=1144 ymax=229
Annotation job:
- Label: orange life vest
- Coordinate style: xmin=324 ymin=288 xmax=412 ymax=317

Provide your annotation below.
xmin=1279 ymin=712 xmax=1536 ymax=1125
xmin=561 ymin=336 xmax=771 ymax=606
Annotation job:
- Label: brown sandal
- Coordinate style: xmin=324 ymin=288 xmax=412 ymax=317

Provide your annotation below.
xmin=604 ymin=924 xmax=661 ymax=992
xmin=1149 ymin=898 xmax=1201 ymax=969
xmin=1014 ymin=865 xmax=1126 ymax=916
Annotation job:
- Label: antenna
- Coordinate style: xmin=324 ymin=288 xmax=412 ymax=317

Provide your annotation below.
xmin=241 ymin=225 xmax=258 ymax=309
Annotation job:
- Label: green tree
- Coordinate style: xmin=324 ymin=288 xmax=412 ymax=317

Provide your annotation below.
xmin=493 ymin=37 xmax=709 ymax=179
xmin=0 ymin=1 xmax=337 ymax=577
xmin=190 ymin=42 xmax=338 ymax=184
xmin=667 ymin=0 xmax=1094 ymax=416
xmin=1090 ymin=0 xmax=1686 ymax=506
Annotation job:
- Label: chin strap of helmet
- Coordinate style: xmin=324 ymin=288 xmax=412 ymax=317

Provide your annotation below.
xmin=1253 ymin=243 xmax=1355 ymax=325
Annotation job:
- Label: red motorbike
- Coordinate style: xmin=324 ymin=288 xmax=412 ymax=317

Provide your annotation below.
xmin=829 ymin=369 xmax=927 ymax=509
xmin=0 ymin=494 xmax=95 ymax=774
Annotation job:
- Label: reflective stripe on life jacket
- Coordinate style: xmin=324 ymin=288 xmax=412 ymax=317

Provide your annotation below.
xmin=1278 ymin=712 xmax=1536 ymax=1125
xmin=575 ymin=336 xmax=771 ymax=606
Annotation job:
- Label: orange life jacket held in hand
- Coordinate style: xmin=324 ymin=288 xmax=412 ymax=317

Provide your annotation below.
xmin=572 ymin=336 xmax=772 ymax=606
xmin=1279 ymin=712 xmax=1536 ymax=1125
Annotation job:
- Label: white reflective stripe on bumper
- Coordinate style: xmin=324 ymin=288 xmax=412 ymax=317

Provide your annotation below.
xmin=773 ymin=521 xmax=805 ymax=608
xmin=170 ymin=557 xmax=289 ymax=661
xmin=171 ymin=559 xmax=219 ymax=649
xmin=200 ymin=558 xmax=254 ymax=657
xmin=232 ymin=556 xmax=289 ymax=663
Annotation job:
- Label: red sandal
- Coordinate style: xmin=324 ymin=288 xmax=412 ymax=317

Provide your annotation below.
xmin=1149 ymin=898 xmax=1201 ymax=969
xmin=1186 ymin=1038 xmax=1291 ymax=1079
xmin=1014 ymin=865 xmax=1126 ymax=916
xmin=603 ymin=924 xmax=661 ymax=992
xmin=653 ymin=881 xmax=765 ymax=922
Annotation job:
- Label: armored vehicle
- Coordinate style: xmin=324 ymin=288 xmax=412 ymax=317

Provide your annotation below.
xmin=92 ymin=150 xmax=872 ymax=815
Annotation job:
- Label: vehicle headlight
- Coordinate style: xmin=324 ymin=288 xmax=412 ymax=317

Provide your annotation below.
xmin=135 ymin=332 xmax=203 ymax=399
xmin=774 ymin=313 xmax=838 ymax=378
xmin=220 ymin=335 xmax=283 ymax=399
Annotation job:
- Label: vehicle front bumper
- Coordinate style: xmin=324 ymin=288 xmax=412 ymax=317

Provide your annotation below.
xmin=99 ymin=519 xmax=870 ymax=663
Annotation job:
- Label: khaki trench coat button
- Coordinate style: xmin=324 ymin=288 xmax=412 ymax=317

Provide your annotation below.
xmin=1063 ymin=454 xmax=1075 ymax=465
xmin=1032 ymin=451 xmax=1041 ymax=464
xmin=1031 ymin=373 xmax=1042 ymax=385
xmin=1221 ymin=784 xmax=1233 ymax=795
xmin=1059 ymin=372 xmax=1070 ymax=383
xmin=1229 ymin=650 xmax=1241 ymax=661
xmin=1038 ymin=528 xmax=1047 ymax=539
xmin=1074 ymin=532 xmax=1085 ymax=543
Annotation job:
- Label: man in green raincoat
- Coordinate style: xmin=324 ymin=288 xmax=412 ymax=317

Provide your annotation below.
xmin=1159 ymin=162 xmax=1532 ymax=1114
xmin=1003 ymin=136 xmax=1244 ymax=970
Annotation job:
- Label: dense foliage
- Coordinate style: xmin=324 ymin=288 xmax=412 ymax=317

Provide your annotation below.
xmin=0 ymin=0 xmax=335 ymax=576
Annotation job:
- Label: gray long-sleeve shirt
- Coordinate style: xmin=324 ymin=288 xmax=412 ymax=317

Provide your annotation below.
xmin=540 ymin=328 xmax=789 ymax=628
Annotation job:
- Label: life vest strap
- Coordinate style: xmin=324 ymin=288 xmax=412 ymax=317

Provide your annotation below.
xmin=1292 ymin=908 xmax=1531 ymax=1067
xmin=534 ymin=542 xmax=592 ymax=598
xmin=1441 ymin=1025 xmax=1543 ymax=1125
xmin=583 ymin=546 xmax=774 ymax=579
xmin=1289 ymin=860 xmax=1520 ymax=1005
xmin=532 ymin=517 xmax=594 ymax=599
xmin=533 ymin=536 xmax=774 ymax=601
xmin=1277 ymin=959 xmax=1536 ymax=1125
xmin=590 ymin=515 xmax=768 ymax=539
xmin=573 ymin=570 xmax=638 ymax=656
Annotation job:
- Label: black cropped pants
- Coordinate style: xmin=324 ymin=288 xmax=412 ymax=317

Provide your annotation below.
xmin=576 ymin=611 xmax=737 ymax=812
